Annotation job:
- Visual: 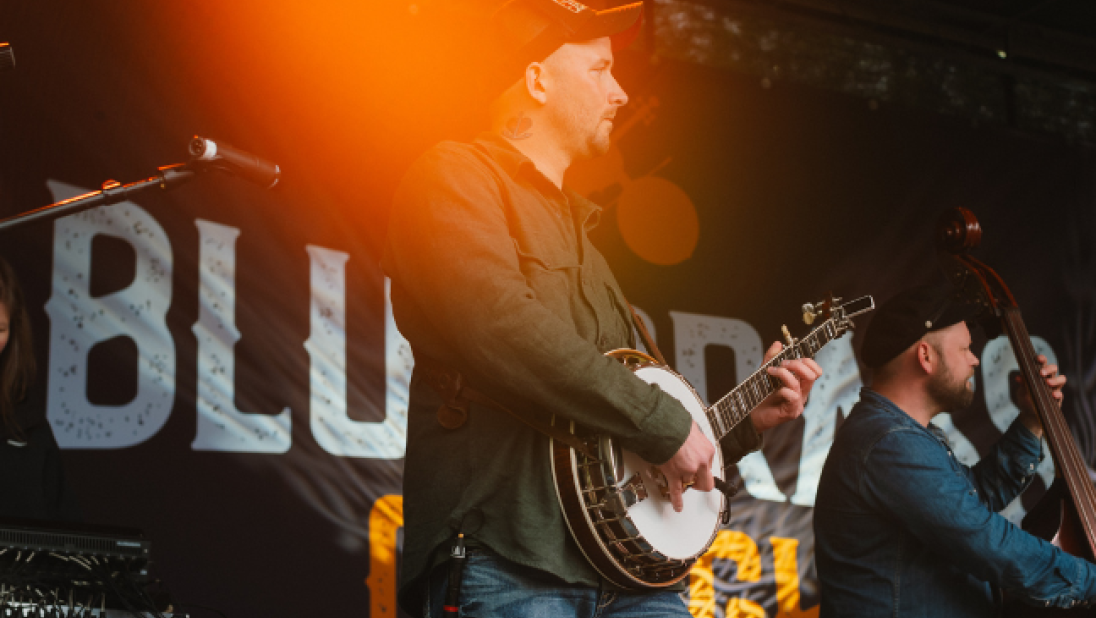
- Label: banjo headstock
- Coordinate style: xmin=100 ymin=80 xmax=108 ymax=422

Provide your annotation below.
xmin=802 ymin=293 xmax=875 ymax=336
xmin=783 ymin=294 xmax=873 ymax=354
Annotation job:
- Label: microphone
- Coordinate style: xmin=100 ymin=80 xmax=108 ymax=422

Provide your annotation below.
xmin=0 ymin=43 xmax=14 ymax=72
xmin=188 ymin=136 xmax=281 ymax=189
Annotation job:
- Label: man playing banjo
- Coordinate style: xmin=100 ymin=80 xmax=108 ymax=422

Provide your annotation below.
xmin=382 ymin=0 xmax=822 ymax=615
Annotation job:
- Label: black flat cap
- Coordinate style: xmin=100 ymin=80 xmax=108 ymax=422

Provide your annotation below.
xmin=861 ymin=285 xmax=982 ymax=369
xmin=481 ymin=0 xmax=643 ymax=99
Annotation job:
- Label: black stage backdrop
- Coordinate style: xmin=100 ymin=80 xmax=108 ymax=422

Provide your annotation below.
xmin=1 ymin=2 xmax=1094 ymax=617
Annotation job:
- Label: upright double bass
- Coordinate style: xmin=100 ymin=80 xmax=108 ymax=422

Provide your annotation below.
xmin=935 ymin=207 xmax=1096 ymax=614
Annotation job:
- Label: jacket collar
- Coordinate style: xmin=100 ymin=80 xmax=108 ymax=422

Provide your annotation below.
xmin=474 ymin=132 xmax=534 ymax=179
xmin=473 ymin=132 xmax=604 ymax=231
xmin=860 ymin=387 xmax=951 ymax=445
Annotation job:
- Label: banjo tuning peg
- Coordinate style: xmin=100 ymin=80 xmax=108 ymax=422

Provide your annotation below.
xmin=802 ymin=303 xmax=816 ymax=325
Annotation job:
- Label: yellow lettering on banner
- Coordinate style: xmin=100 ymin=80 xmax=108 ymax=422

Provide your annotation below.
xmin=688 ymin=530 xmax=761 ymax=618
xmin=727 ymin=598 xmax=768 ymax=618
xmin=365 ymin=495 xmax=404 ymax=618
xmin=771 ymin=537 xmax=819 ymax=618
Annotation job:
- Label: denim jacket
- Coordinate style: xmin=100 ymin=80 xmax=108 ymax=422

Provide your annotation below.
xmin=814 ymin=388 xmax=1096 ymax=617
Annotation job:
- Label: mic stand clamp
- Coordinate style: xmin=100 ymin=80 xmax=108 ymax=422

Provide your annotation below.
xmin=0 ymin=163 xmax=199 ymax=232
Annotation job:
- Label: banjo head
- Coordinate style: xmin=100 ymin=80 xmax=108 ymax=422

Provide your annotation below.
xmin=551 ymin=350 xmax=731 ymax=588
xmin=553 ymin=300 xmax=869 ymax=587
xmin=626 ymin=364 xmax=725 ymax=560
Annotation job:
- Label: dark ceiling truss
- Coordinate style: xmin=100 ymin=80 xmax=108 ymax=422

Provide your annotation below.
xmin=647 ymin=0 xmax=1096 ymax=145
xmin=700 ymin=0 xmax=1096 ymax=82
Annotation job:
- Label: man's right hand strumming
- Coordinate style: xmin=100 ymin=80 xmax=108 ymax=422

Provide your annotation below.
xmin=657 ymin=421 xmax=716 ymax=513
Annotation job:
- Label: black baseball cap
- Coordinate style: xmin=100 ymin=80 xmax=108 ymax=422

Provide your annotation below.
xmin=482 ymin=0 xmax=643 ymax=98
xmin=861 ymin=285 xmax=983 ymax=369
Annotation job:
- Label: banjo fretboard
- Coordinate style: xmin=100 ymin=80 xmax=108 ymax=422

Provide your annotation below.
xmin=704 ymin=317 xmax=842 ymax=441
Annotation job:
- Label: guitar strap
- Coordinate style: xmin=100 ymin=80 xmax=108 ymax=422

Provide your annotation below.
xmin=416 ymin=304 xmax=664 ymax=461
xmin=628 ymin=303 xmax=667 ymax=365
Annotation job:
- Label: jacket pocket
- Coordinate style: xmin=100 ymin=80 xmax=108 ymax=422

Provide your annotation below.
xmin=512 ymin=240 xmax=578 ymax=321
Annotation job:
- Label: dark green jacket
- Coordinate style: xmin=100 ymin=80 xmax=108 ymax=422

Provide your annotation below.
xmin=383 ymin=133 xmax=762 ymax=611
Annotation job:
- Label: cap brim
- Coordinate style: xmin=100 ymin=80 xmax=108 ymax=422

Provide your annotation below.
xmin=610 ymin=7 xmax=643 ymax=50
xmin=574 ymin=1 xmax=643 ymax=44
xmin=929 ymin=299 xmax=982 ymax=332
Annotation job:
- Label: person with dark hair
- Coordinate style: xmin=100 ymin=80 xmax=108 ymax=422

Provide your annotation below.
xmin=383 ymin=0 xmax=822 ymax=615
xmin=0 ymin=256 xmax=80 ymax=522
xmin=0 ymin=256 xmax=34 ymax=439
xmin=814 ymin=284 xmax=1096 ymax=616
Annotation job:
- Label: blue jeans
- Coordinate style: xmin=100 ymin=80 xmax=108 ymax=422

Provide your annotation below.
xmin=424 ymin=548 xmax=691 ymax=618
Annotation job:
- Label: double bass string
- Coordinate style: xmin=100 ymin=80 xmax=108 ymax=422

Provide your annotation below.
xmin=1006 ymin=308 xmax=1096 ymax=554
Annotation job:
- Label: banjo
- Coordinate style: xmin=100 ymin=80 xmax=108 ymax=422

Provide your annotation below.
xmin=550 ymin=295 xmax=874 ymax=589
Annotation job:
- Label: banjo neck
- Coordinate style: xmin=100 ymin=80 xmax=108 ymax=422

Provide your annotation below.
xmin=704 ymin=298 xmax=870 ymax=441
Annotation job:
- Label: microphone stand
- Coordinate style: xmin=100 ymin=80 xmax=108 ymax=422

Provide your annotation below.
xmin=0 ymin=135 xmax=278 ymax=232
xmin=0 ymin=163 xmax=198 ymax=232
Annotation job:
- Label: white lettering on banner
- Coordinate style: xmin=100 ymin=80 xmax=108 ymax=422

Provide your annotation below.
xmin=45 ymin=195 xmax=1056 ymax=490
xmin=303 ymin=252 xmax=406 ymax=458
xmin=45 ymin=181 xmax=175 ymax=448
xmin=981 ymin=335 xmax=1057 ymax=524
xmin=788 ymin=335 xmax=862 ymax=506
xmin=670 ymin=311 xmax=787 ymax=502
xmin=384 ymin=278 xmax=412 ymax=456
xmin=191 ymin=220 xmax=291 ymax=452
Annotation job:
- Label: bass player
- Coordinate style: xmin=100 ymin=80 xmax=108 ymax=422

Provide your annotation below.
xmin=814 ymin=285 xmax=1096 ymax=615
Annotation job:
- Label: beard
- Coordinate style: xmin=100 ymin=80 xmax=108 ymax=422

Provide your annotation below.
xmin=927 ymin=362 xmax=975 ymax=413
xmin=567 ymin=117 xmax=611 ymax=161
xmin=585 ymin=120 xmax=613 ymax=157
xmin=550 ymin=100 xmax=613 ymax=161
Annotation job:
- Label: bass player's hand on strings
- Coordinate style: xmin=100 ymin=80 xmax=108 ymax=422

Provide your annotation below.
xmin=657 ymin=421 xmax=715 ymax=513
xmin=750 ymin=341 xmax=824 ymax=433
xmin=1011 ymin=354 xmax=1065 ymax=439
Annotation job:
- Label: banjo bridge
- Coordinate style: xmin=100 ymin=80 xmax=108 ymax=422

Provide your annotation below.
xmin=619 ymin=472 xmax=649 ymax=505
